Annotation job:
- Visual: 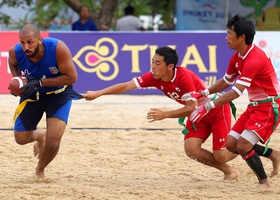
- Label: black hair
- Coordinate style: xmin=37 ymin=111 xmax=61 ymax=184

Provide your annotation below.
xmin=124 ymin=6 xmax=135 ymax=15
xmin=155 ymin=47 xmax=178 ymax=68
xmin=226 ymin=14 xmax=255 ymax=45
xmin=78 ymin=5 xmax=89 ymax=13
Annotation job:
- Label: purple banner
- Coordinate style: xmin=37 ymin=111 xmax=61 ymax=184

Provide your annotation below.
xmin=50 ymin=32 xmax=233 ymax=94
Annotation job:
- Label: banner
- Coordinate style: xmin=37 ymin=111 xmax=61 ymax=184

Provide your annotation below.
xmin=254 ymin=32 xmax=280 ymax=80
xmin=50 ymin=32 xmax=231 ymax=94
xmin=176 ymin=0 xmax=228 ymax=30
xmin=176 ymin=0 xmax=280 ymax=30
xmin=1 ymin=31 xmax=279 ymax=95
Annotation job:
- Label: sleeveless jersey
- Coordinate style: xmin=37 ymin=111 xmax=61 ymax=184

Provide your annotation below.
xmin=15 ymin=38 xmax=63 ymax=93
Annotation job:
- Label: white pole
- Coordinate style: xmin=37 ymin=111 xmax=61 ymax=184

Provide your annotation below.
xmin=224 ymin=0 xmax=230 ymax=29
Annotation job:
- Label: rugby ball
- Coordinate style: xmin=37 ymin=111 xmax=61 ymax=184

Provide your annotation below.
xmin=8 ymin=76 xmax=28 ymax=96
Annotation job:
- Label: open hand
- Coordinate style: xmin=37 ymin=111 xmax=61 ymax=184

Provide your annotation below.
xmin=147 ymin=108 xmax=165 ymax=123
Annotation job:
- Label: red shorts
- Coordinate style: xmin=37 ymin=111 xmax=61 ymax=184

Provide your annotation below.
xmin=231 ymin=99 xmax=280 ymax=144
xmin=184 ymin=103 xmax=231 ymax=150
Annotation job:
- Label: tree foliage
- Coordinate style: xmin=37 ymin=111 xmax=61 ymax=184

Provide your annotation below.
xmin=0 ymin=0 xmax=176 ymax=30
xmin=0 ymin=0 xmax=32 ymax=25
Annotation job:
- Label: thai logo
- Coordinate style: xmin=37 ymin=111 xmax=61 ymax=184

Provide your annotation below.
xmin=73 ymin=37 xmax=119 ymax=81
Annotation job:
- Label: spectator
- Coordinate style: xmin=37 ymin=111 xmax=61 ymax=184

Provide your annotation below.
xmin=115 ymin=5 xmax=145 ymax=31
xmin=72 ymin=5 xmax=98 ymax=31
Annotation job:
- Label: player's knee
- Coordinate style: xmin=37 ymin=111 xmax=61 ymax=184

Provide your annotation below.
xmin=184 ymin=145 xmax=197 ymax=158
xmin=14 ymin=131 xmax=31 ymax=145
xmin=14 ymin=138 xmax=27 ymax=145
xmin=213 ymin=151 xmax=228 ymax=163
xmin=44 ymin=139 xmax=61 ymax=152
xmin=226 ymin=137 xmax=237 ymax=153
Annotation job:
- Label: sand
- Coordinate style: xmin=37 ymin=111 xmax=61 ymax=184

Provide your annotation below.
xmin=0 ymin=94 xmax=280 ymax=200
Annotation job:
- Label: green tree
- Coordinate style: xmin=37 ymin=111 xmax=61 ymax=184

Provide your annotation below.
xmin=0 ymin=0 xmax=32 ymax=26
xmin=0 ymin=0 xmax=176 ymax=30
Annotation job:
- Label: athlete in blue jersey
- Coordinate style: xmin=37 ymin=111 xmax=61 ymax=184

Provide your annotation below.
xmin=8 ymin=24 xmax=82 ymax=178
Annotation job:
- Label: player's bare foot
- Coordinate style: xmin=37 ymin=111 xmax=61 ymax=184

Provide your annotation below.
xmin=36 ymin=167 xmax=45 ymax=178
xmin=253 ymin=182 xmax=269 ymax=191
xmin=223 ymin=167 xmax=240 ymax=180
xmin=269 ymin=150 xmax=280 ymax=178
xmin=33 ymin=131 xmax=45 ymax=159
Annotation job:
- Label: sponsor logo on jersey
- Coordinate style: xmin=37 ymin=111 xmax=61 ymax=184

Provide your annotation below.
xmin=240 ymin=76 xmax=252 ymax=82
xmin=175 ymin=87 xmax=181 ymax=92
xmin=219 ymin=138 xmax=226 ymax=142
xmin=255 ymin=122 xmax=261 ymax=128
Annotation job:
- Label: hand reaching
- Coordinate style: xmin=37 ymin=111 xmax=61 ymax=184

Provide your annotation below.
xmin=83 ymin=91 xmax=101 ymax=101
xmin=147 ymin=108 xmax=165 ymax=123
xmin=181 ymin=88 xmax=210 ymax=101
xmin=189 ymin=101 xmax=214 ymax=123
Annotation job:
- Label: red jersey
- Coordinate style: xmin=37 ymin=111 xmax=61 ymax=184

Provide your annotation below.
xmin=133 ymin=66 xmax=208 ymax=105
xmin=226 ymin=44 xmax=280 ymax=101
xmin=134 ymin=66 xmax=231 ymax=150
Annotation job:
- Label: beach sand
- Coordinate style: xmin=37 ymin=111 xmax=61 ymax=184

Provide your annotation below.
xmin=0 ymin=94 xmax=279 ymax=200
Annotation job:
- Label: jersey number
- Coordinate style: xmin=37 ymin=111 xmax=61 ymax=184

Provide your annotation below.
xmin=167 ymin=92 xmax=180 ymax=100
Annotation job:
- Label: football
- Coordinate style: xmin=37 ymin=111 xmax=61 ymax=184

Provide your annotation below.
xmin=8 ymin=76 xmax=28 ymax=96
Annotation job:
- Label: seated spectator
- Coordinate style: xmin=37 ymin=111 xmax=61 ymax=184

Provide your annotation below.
xmin=115 ymin=5 xmax=145 ymax=31
xmin=72 ymin=5 xmax=98 ymax=31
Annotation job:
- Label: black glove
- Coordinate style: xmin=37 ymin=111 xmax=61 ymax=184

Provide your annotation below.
xmin=20 ymin=76 xmax=42 ymax=100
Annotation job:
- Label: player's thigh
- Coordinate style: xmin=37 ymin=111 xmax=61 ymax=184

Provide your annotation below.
xmin=14 ymin=101 xmax=45 ymax=131
xmin=46 ymin=117 xmax=66 ymax=142
xmin=211 ymin=104 xmax=231 ymax=150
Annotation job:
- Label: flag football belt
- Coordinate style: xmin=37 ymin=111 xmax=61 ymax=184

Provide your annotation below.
xmin=46 ymin=85 xmax=68 ymax=95
xmin=33 ymin=85 xmax=68 ymax=101
xmin=178 ymin=93 xmax=237 ymax=135
xmin=14 ymin=85 xmax=68 ymax=122
xmin=249 ymin=94 xmax=280 ymax=131
xmin=249 ymin=94 xmax=280 ymax=155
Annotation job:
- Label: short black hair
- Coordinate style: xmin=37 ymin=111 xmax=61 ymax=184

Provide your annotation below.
xmin=226 ymin=14 xmax=255 ymax=45
xmin=155 ymin=47 xmax=178 ymax=68
xmin=124 ymin=6 xmax=135 ymax=15
xmin=78 ymin=5 xmax=89 ymax=13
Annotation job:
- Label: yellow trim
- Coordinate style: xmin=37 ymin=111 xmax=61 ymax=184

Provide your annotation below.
xmin=46 ymin=85 xmax=67 ymax=95
xmin=13 ymin=99 xmax=38 ymax=123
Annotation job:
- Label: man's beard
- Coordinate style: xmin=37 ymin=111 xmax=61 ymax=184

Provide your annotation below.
xmin=25 ymin=44 xmax=39 ymax=58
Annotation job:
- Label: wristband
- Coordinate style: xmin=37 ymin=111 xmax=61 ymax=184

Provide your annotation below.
xmin=201 ymin=89 xmax=210 ymax=96
xmin=205 ymin=101 xmax=215 ymax=112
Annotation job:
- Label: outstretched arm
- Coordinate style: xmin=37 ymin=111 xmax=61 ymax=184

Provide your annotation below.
xmin=197 ymin=76 xmax=234 ymax=98
xmin=83 ymin=80 xmax=137 ymax=101
xmin=147 ymin=98 xmax=197 ymax=123
xmin=190 ymin=82 xmax=245 ymax=123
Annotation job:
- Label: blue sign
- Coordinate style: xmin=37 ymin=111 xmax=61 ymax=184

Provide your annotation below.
xmin=50 ymin=32 xmax=233 ymax=94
